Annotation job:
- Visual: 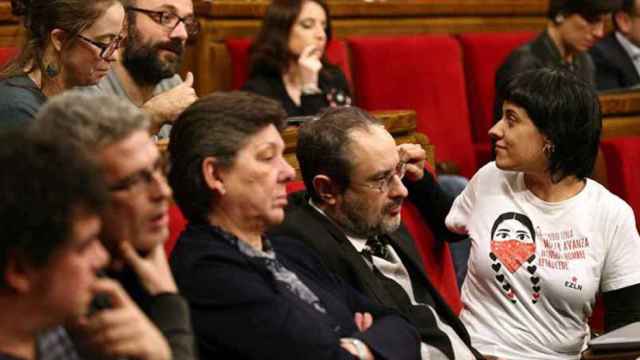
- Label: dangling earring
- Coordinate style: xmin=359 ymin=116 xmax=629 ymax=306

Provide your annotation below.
xmin=555 ymin=14 xmax=565 ymax=24
xmin=543 ymin=142 xmax=555 ymax=158
xmin=44 ymin=63 xmax=60 ymax=78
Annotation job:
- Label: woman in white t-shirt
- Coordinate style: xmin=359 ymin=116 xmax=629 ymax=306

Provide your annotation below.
xmin=446 ymin=67 xmax=640 ymax=360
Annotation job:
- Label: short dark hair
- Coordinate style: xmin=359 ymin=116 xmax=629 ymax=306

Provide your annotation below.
xmin=548 ymin=0 xmax=620 ymax=22
xmin=248 ymin=0 xmax=333 ymax=77
xmin=297 ymin=106 xmax=382 ymax=203
xmin=168 ymin=91 xmax=287 ymax=223
xmin=490 ymin=212 xmax=536 ymax=243
xmin=0 ymin=129 xmax=108 ymax=286
xmin=501 ymin=67 xmax=601 ymax=182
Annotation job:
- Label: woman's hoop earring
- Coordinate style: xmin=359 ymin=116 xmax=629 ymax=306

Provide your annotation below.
xmin=543 ymin=143 xmax=555 ymax=157
xmin=555 ymin=14 xmax=565 ymax=24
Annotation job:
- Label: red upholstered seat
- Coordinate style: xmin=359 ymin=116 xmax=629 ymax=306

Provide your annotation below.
xmin=0 ymin=47 xmax=18 ymax=67
xmin=347 ymin=35 xmax=477 ymax=178
xmin=225 ymin=38 xmax=353 ymax=91
xmin=601 ymin=137 xmax=640 ymax=228
xmin=457 ymin=32 xmax=537 ymax=167
xmin=166 ymin=203 xmax=187 ymax=256
xmin=286 ymin=178 xmax=462 ymax=312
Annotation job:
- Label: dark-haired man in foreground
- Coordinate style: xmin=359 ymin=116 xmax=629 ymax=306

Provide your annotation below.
xmin=0 ymin=129 xmax=110 ymax=360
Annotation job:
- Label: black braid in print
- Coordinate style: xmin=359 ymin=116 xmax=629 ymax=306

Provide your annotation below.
xmin=489 ymin=252 xmax=541 ymax=304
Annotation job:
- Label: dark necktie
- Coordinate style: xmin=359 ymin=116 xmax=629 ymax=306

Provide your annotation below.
xmin=362 ymin=236 xmax=389 ymax=260
xmin=360 ymin=235 xmax=456 ymax=359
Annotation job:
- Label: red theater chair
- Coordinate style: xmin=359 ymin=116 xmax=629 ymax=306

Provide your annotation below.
xmin=0 ymin=47 xmax=18 ymax=67
xmin=457 ymin=32 xmax=536 ymax=167
xmin=600 ymin=136 xmax=640 ymax=228
xmin=225 ymin=38 xmax=353 ymax=91
xmin=347 ymin=35 xmax=477 ymax=178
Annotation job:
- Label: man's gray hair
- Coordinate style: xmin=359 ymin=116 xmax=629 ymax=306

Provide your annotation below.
xmin=32 ymin=91 xmax=150 ymax=151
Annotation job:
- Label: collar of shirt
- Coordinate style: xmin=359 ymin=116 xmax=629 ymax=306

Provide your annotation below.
xmin=308 ymin=198 xmax=369 ymax=253
xmin=616 ymin=31 xmax=640 ymax=61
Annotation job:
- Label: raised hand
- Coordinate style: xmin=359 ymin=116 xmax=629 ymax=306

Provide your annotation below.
xmin=298 ymin=44 xmax=323 ymax=87
xmin=119 ymin=240 xmax=177 ymax=295
xmin=143 ymin=72 xmax=198 ymax=132
xmin=397 ymin=143 xmax=426 ymax=182
xmin=69 ymin=278 xmax=171 ymax=360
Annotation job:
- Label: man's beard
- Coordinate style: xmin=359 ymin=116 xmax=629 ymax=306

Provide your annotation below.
xmin=333 ymin=194 xmax=402 ymax=238
xmin=122 ymin=27 xmax=185 ymax=86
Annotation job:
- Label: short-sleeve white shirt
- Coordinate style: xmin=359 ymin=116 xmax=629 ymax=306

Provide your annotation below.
xmin=446 ymin=162 xmax=640 ymax=360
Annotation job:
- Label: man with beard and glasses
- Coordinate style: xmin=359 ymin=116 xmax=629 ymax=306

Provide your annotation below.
xmin=269 ymin=106 xmax=482 ymax=360
xmin=82 ymin=0 xmax=198 ymax=138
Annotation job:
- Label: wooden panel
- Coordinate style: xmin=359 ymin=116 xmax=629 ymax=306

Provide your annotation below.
xmin=196 ymin=0 xmax=548 ymax=18
xmin=158 ymin=110 xmax=433 ymax=180
xmin=599 ymin=91 xmax=640 ymax=140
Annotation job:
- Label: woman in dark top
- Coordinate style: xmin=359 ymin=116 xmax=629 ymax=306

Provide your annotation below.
xmin=494 ymin=0 xmax=618 ymax=122
xmin=242 ymin=0 xmax=352 ymax=117
xmin=0 ymin=0 xmax=126 ymax=128
xmin=168 ymin=91 xmax=420 ymax=360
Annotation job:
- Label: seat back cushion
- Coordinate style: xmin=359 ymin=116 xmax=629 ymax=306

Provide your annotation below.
xmin=347 ymin=35 xmax=477 ymax=177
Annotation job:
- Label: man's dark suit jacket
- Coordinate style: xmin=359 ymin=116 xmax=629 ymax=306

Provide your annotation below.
xmin=269 ymin=187 xmax=482 ymax=359
xmin=590 ymin=32 xmax=640 ymax=91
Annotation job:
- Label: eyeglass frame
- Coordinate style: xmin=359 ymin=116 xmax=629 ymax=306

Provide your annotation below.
xmin=108 ymin=156 xmax=170 ymax=193
xmin=75 ymin=33 xmax=125 ymax=60
xmin=360 ymin=161 xmax=407 ymax=193
xmin=126 ymin=6 xmax=200 ymax=37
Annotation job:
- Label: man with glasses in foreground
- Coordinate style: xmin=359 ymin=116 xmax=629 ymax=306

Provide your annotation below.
xmin=83 ymin=0 xmax=199 ymax=138
xmin=32 ymin=92 xmax=196 ymax=360
xmin=269 ymin=107 xmax=481 ymax=360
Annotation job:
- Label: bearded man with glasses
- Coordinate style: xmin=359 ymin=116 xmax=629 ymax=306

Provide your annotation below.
xmin=32 ymin=92 xmax=197 ymax=360
xmin=82 ymin=0 xmax=199 ymax=139
xmin=269 ymin=106 xmax=482 ymax=360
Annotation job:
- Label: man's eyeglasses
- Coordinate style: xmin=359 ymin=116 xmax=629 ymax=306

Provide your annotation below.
xmin=362 ymin=161 xmax=407 ymax=193
xmin=76 ymin=33 xmax=125 ymax=60
xmin=108 ymin=158 xmax=170 ymax=193
xmin=126 ymin=7 xmax=200 ymax=37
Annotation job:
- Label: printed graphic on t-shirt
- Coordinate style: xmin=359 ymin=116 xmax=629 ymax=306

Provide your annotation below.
xmin=489 ymin=212 xmax=542 ymax=304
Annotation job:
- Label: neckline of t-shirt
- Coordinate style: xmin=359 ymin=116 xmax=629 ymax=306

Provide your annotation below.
xmin=517 ymin=172 xmax=592 ymax=209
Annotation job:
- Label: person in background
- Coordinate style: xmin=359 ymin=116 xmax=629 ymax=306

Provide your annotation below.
xmin=169 ymin=91 xmax=420 ymax=360
xmin=495 ymin=0 xmax=619 ymax=120
xmin=0 ymin=129 xmax=110 ymax=360
xmin=0 ymin=0 xmax=126 ymax=128
xmin=447 ymin=68 xmax=640 ymax=359
xmin=270 ymin=106 xmax=480 ymax=360
xmin=82 ymin=0 xmax=199 ymax=138
xmin=591 ymin=0 xmax=640 ymax=90
xmin=243 ymin=0 xmax=352 ymax=117
xmin=32 ymin=92 xmax=196 ymax=360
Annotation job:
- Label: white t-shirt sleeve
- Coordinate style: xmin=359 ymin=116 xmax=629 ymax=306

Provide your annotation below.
xmin=446 ymin=163 xmax=492 ymax=235
xmin=600 ymin=200 xmax=640 ymax=292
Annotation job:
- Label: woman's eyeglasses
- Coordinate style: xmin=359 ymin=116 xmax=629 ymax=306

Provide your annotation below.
xmin=76 ymin=34 xmax=125 ymax=60
xmin=126 ymin=6 xmax=200 ymax=37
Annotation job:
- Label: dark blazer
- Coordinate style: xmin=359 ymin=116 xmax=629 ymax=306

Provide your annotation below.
xmin=170 ymin=223 xmax=420 ymax=360
xmin=494 ymin=29 xmax=595 ymax=121
xmin=590 ymin=32 xmax=640 ymax=91
xmin=268 ymin=188 xmax=481 ymax=359
xmin=242 ymin=64 xmax=352 ymax=117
